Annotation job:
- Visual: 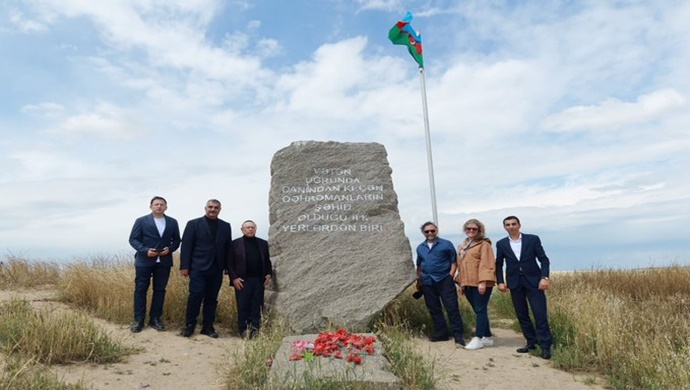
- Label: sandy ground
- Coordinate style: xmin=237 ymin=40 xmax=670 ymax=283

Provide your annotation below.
xmin=413 ymin=329 xmax=606 ymax=390
xmin=0 ymin=288 xmax=241 ymax=390
xmin=1 ymin=288 xmax=607 ymax=389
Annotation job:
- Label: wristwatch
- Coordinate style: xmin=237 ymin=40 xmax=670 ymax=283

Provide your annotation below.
xmin=542 ymin=277 xmax=549 ymax=280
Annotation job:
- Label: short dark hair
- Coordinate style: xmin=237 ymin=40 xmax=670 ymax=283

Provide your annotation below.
xmin=207 ymin=199 xmax=221 ymax=207
xmin=503 ymin=215 xmax=521 ymax=225
xmin=150 ymin=196 xmax=167 ymax=205
xmin=420 ymin=221 xmax=437 ymax=232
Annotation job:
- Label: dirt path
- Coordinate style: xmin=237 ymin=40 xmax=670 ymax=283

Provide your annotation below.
xmin=0 ymin=288 xmax=241 ymax=390
xmin=53 ymin=324 xmax=241 ymax=389
xmin=413 ymin=328 xmax=606 ymax=389
xmin=2 ymin=288 xmax=606 ymax=389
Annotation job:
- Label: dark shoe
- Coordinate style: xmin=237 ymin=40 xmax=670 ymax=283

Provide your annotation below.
xmin=455 ymin=339 xmax=466 ymax=348
xmin=429 ymin=334 xmax=450 ymax=342
xmin=541 ymin=348 xmax=552 ymax=360
xmin=130 ymin=321 xmax=144 ymax=333
xmin=180 ymin=325 xmax=195 ymax=337
xmin=200 ymin=328 xmax=219 ymax=338
xmin=148 ymin=318 xmax=166 ymax=331
xmin=516 ymin=344 xmax=537 ymax=353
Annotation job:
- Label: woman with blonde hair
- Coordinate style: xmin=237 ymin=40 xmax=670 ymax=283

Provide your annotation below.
xmin=455 ymin=218 xmax=497 ymax=350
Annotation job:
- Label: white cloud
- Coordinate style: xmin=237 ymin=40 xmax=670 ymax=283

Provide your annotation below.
xmin=256 ymin=38 xmax=282 ymax=58
xmin=25 ymin=0 xmax=268 ymax=85
xmin=46 ymin=102 xmax=148 ymax=140
xmin=355 ymin=0 xmax=401 ymax=12
xmin=274 ymin=37 xmax=372 ymax=118
xmin=247 ymin=20 xmax=260 ymax=30
xmin=8 ymin=149 xmax=91 ymax=179
xmin=543 ymin=89 xmax=687 ymax=132
xmin=229 ymin=1 xmax=252 ymax=12
xmin=21 ymin=102 xmax=65 ymax=114
xmin=9 ymin=9 xmax=48 ymax=32
xmin=430 ymin=59 xmax=551 ymax=138
xmin=2 ymin=0 xmax=689 ymax=269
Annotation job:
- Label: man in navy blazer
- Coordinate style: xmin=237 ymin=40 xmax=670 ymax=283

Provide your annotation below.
xmin=495 ymin=215 xmax=553 ymax=359
xmin=229 ymin=220 xmax=272 ymax=339
xmin=179 ymin=199 xmax=233 ymax=338
xmin=128 ymin=196 xmax=181 ymax=333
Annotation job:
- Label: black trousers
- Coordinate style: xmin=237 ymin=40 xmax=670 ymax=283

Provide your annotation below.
xmin=133 ymin=263 xmax=171 ymax=322
xmin=184 ymin=266 xmax=223 ymax=329
xmin=510 ymin=275 xmax=553 ymax=349
xmin=422 ymin=275 xmax=465 ymax=343
xmin=235 ymin=276 xmax=265 ymax=334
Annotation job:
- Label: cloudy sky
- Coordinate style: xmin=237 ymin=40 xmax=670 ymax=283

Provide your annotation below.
xmin=1 ymin=0 xmax=688 ymax=270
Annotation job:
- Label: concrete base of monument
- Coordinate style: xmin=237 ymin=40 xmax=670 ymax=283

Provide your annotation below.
xmin=269 ymin=333 xmax=401 ymax=389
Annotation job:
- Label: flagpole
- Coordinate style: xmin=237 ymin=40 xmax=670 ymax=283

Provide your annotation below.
xmin=418 ymin=67 xmax=438 ymax=224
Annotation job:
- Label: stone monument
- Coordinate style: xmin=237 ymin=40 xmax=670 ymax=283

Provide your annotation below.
xmin=267 ymin=141 xmax=416 ymax=334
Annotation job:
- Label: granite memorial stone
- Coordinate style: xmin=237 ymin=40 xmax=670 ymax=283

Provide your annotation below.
xmin=267 ymin=141 xmax=416 ymax=334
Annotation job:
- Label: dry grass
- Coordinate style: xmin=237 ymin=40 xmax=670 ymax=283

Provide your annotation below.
xmin=57 ymin=257 xmax=133 ymax=324
xmin=549 ymin=266 xmax=690 ymax=389
xmin=57 ymin=255 xmax=239 ymax=332
xmin=378 ymin=284 xmax=481 ymax=339
xmin=0 ymin=256 xmax=62 ymax=289
xmin=0 ymin=356 xmax=86 ymax=389
xmin=224 ymin=315 xmax=287 ymax=389
xmin=377 ymin=324 xmax=437 ymax=390
xmin=5 ymin=255 xmax=690 ymax=389
xmin=381 ymin=267 xmax=690 ymax=389
xmin=223 ymin=313 xmax=438 ymax=390
xmin=0 ymin=299 xmax=134 ymax=365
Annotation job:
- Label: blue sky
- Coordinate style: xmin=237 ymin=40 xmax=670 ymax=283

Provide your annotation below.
xmin=1 ymin=0 xmax=688 ymax=270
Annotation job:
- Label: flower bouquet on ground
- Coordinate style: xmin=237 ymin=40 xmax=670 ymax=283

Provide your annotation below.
xmin=289 ymin=340 xmax=315 ymax=362
xmin=289 ymin=328 xmax=376 ymax=365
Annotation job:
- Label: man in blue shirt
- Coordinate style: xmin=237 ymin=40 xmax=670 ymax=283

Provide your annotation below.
xmin=416 ymin=221 xmax=465 ymax=346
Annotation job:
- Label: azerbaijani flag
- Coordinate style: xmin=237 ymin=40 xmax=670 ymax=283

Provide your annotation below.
xmin=388 ymin=12 xmax=423 ymax=68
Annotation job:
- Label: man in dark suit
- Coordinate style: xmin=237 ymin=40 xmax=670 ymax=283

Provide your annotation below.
xmin=179 ymin=199 xmax=233 ymax=338
xmin=128 ymin=196 xmax=181 ymax=333
xmin=229 ymin=220 xmax=272 ymax=339
xmin=495 ymin=215 xmax=553 ymax=359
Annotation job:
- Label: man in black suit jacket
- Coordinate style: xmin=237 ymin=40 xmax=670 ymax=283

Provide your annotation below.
xmin=128 ymin=196 xmax=181 ymax=333
xmin=229 ymin=220 xmax=272 ymax=339
xmin=179 ymin=199 xmax=233 ymax=338
xmin=495 ymin=215 xmax=553 ymax=359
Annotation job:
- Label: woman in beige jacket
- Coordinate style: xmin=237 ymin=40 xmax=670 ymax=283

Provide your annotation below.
xmin=455 ymin=218 xmax=496 ymax=350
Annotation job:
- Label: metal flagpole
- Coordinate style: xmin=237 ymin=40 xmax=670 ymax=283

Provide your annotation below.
xmin=418 ymin=67 xmax=438 ymax=224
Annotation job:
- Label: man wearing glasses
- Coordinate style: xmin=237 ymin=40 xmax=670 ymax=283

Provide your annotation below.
xmin=495 ymin=215 xmax=553 ymax=359
xmin=416 ymin=222 xmax=465 ymax=347
xmin=229 ymin=220 xmax=272 ymax=339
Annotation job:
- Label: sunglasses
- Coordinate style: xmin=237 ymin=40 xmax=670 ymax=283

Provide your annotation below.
xmin=423 ymin=229 xmax=436 ymax=234
xmin=465 ymin=227 xmax=479 ymax=232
